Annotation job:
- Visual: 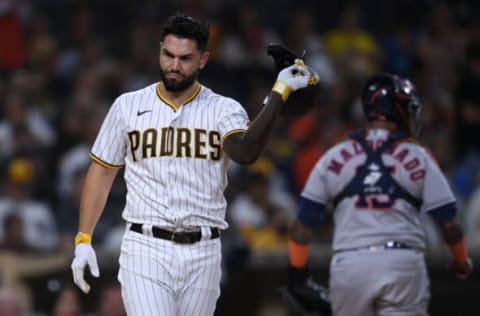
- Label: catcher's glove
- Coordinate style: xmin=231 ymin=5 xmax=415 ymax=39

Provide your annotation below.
xmin=279 ymin=279 xmax=332 ymax=316
xmin=266 ymin=44 xmax=320 ymax=118
xmin=279 ymin=265 xmax=332 ymax=316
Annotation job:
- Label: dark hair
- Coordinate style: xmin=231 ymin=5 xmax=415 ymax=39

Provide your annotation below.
xmin=160 ymin=13 xmax=210 ymax=51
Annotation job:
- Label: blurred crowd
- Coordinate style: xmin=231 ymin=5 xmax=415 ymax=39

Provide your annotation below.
xmin=0 ymin=0 xmax=480 ymax=314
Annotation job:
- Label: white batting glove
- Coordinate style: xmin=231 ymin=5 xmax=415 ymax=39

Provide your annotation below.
xmin=71 ymin=243 xmax=100 ymax=293
xmin=306 ymin=65 xmax=320 ymax=85
xmin=272 ymin=59 xmax=310 ymax=101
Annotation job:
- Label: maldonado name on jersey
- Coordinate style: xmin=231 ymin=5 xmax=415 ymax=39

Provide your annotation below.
xmin=128 ymin=126 xmax=221 ymax=162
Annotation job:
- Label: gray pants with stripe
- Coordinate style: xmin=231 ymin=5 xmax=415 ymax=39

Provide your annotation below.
xmin=329 ymin=249 xmax=430 ymax=316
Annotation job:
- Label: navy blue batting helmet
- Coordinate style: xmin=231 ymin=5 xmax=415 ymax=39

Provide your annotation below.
xmin=361 ymin=74 xmax=422 ymax=135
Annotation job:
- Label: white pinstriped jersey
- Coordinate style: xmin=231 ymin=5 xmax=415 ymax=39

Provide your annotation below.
xmin=90 ymin=82 xmax=249 ymax=230
xmin=302 ymin=128 xmax=456 ymax=252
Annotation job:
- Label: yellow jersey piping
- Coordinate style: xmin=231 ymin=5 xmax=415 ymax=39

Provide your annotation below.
xmin=89 ymin=153 xmax=124 ymax=169
xmin=221 ymin=129 xmax=247 ymax=150
xmin=156 ymin=83 xmax=201 ymax=112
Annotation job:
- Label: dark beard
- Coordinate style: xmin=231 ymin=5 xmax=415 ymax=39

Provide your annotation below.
xmin=159 ymin=68 xmax=199 ymax=92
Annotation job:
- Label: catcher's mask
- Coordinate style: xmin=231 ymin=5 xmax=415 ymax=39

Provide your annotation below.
xmin=361 ymin=74 xmax=422 ymax=136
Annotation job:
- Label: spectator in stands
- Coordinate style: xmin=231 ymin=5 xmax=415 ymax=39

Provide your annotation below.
xmin=51 ymin=286 xmax=81 ymax=316
xmin=0 ymin=92 xmax=56 ymax=161
xmin=324 ymin=6 xmax=380 ymax=81
xmin=0 ymin=1 xmax=26 ymax=71
xmin=229 ymin=171 xmax=295 ymax=250
xmin=452 ymin=37 xmax=480 ymax=201
xmin=284 ymin=8 xmax=337 ymax=87
xmin=0 ymin=287 xmax=23 ymax=316
xmin=97 ymin=283 xmax=126 ymax=316
xmin=0 ymin=158 xmax=58 ymax=252
xmin=0 ymin=213 xmax=33 ymax=253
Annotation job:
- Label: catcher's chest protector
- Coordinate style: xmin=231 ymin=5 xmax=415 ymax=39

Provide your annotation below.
xmin=333 ymin=129 xmax=421 ymax=209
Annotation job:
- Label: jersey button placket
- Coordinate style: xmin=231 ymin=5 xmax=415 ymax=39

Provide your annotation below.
xmin=166 ymin=108 xmax=181 ymax=216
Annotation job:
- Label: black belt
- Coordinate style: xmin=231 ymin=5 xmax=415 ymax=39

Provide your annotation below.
xmin=130 ymin=223 xmax=220 ymax=244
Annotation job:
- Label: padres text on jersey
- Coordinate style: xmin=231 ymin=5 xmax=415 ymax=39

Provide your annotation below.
xmin=90 ymin=82 xmax=249 ymax=229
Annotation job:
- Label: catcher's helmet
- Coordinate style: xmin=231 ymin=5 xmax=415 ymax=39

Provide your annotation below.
xmin=361 ymin=74 xmax=422 ymax=135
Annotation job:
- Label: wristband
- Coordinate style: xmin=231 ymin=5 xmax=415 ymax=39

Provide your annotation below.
xmin=272 ymin=81 xmax=291 ymax=101
xmin=448 ymin=237 xmax=468 ymax=264
xmin=75 ymin=232 xmax=92 ymax=245
xmin=288 ymin=240 xmax=310 ymax=268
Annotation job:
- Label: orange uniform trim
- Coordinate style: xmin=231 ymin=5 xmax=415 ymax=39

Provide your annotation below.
xmin=288 ymin=240 xmax=310 ymax=268
xmin=448 ymin=237 xmax=468 ymax=263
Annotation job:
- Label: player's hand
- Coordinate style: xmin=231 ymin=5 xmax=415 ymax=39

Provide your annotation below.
xmin=276 ymin=60 xmax=310 ymax=91
xmin=452 ymin=258 xmax=473 ymax=280
xmin=272 ymin=60 xmax=310 ymax=101
xmin=305 ymin=65 xmax=320 ymax=85
xmin=71 ymin=243 xmax=100 ymax=293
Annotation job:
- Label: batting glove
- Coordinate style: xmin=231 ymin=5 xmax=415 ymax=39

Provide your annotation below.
xmin=71 ymin=242 xmax=100 ymax=293
xmin=272 ymin=60 xmax=310 ymax=101
xmin=306 ymin=65 xmax=320 ymax=85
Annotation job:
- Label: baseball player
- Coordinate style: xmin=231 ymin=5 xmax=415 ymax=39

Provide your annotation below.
xmin=70 ymin=13 xmax=316 ymax=316
xmin=286 ymin=74 xmax=473 ymax=316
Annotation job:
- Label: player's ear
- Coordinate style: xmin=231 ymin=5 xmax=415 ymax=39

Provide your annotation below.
xmin=199 ymin=51 xmax=210 ymax=70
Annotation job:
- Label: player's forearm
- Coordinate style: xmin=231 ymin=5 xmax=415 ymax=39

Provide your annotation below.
xmin=441 ymin=219 xmax=464 ymax=244
xmin=441 ymin=219 xmax=469 ymax=262
xmin=78 ymin=162 xmax=118 ymax=235
xmin=289 ymin=219 xmax=313 ymax=244
xmin=241 ymin=92 xmax=283 ymax=154
xmin=288 ymin=219 xmax=312 ymax=270
xmin=224 ymin=92 xmax=283 ymax=164
xmin=440 ymin=219 xmax=473 ymax=278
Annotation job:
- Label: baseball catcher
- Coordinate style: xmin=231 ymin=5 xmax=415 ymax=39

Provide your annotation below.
xmin=283 ymin=73 xmax=473 ymax=316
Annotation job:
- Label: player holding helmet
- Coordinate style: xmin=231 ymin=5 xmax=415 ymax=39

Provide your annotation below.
xmin=70 ymin=12 xmax=317 ymax=316
xmin=284 ymin=74 xmax=473 ymax=316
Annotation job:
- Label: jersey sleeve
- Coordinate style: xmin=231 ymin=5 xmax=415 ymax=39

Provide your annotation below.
xmin=218 ymin=99 xmax=249 ymax=147
xmin=296 ymin=197 xmax=326 ymax=228
xmin=421 ymin=148 xmax=456 ymax=213
xmin=90 ymin=97 xmax=126 ymax=168
xmin=301 ymin=152 xmax=330 ymax=204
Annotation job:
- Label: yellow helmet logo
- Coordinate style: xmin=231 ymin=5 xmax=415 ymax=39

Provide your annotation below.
xmin=309 ymin=74 xmax=319 ymax=85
